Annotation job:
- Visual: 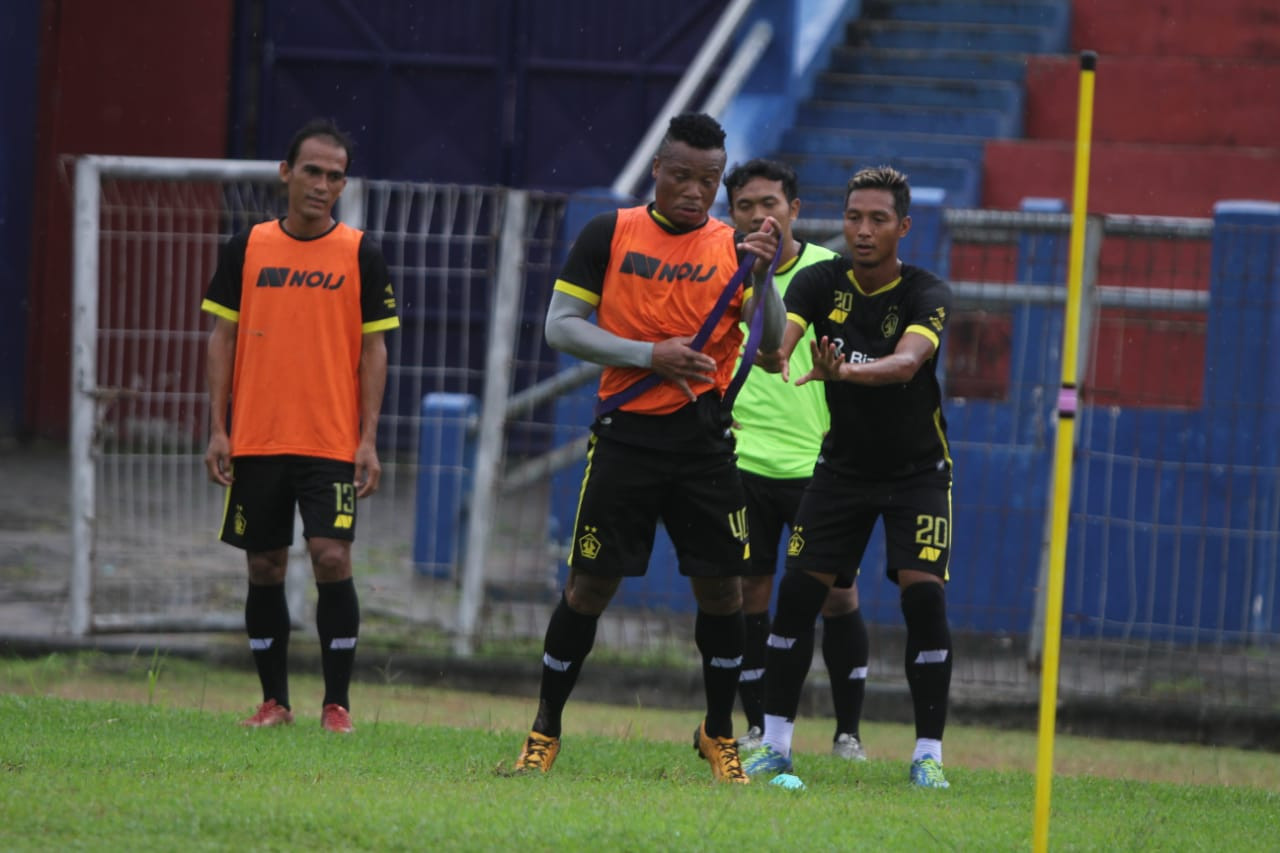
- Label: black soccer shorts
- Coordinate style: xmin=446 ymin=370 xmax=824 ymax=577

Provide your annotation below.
xmin=784 ymin=463 xmax=952 ymax=585
xmin=567 ymin=434 xmax=750 ymax=578
xmin=219 ymin=455 xmax=358 ymax=552
xmin=740 ymin=470 xmax=808 ymax=577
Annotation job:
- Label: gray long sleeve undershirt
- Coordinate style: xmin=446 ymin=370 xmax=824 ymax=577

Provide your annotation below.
xmin=543 ymin=272 xmax=786 ymax=366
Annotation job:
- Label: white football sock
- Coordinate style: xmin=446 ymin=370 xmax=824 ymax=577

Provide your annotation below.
xmin=913 ymin=738 xmax=943 ymax=764
xmin=761 ymin=714 xmax=794 ymax=756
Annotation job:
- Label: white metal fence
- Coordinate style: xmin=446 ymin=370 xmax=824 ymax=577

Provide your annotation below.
xmin=67 ymin=157 xmax=1279 ymax=721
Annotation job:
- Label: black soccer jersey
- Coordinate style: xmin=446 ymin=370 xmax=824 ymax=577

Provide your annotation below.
xmin=785 ymin=260 xmax=952 ymax=479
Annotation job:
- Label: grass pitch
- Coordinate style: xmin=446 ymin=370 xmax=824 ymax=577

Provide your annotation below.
xmin=1 ymin=653 xmax=1275 ymax=851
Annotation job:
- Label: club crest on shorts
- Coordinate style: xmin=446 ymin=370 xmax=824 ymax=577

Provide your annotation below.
xmin=577 ymin=525 xmax=602 ymax=559
xmin=788 ymin=527 xmax=805 ymax=557
xmin=234 ymin=505 xmax=247 ymax=536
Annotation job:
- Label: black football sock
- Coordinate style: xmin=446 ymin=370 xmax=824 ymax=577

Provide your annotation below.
xmin=762 ymin=570 xmax=829 ymax=721
xmin=901 ymin=582 xmax=952 ymax=741
xmin=695 ymin=608 xmax=745 ymax=739
xmin=823 ymin=608 xmax=868 ymax=739
xmin=316 ymin=578 xmax=360 ymax=710
xmin=531 ymin=593 xmax=598 ymax=739
xmin=738 ymin=610 xmax=770 ymax=732
xmin=245 ymin=582 xmax=291 ymax=709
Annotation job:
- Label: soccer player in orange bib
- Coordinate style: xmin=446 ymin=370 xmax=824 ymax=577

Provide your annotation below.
xmin=514 ymin=113 xmax=784 ymax=783
xmin=202 ymin=119 xmax=400 ymax=735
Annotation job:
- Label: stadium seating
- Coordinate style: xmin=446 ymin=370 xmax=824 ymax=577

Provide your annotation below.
xmin=983 ymin=0 xmax=1280 ymax=216
xmin=773 ymin=0 xmax=1072 ymax=216
xmin=770 ymin=0 xmax=1280 ymax=219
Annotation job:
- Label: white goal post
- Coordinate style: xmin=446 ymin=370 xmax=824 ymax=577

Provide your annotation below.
xmin=71 ymin=156 xmax=287 ymax=636
xmin=68 ymin=154 xmax=575 ymax=643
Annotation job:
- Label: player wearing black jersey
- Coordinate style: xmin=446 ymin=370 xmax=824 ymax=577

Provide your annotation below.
xmin=742 ymin=166 xmax=955 ymax=789
xmin=723 ymin=158 xmax=869 ymax=762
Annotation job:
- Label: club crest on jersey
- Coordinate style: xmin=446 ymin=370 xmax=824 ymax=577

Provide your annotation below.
xmin=881 ymin=309 xmax=899 ymax=338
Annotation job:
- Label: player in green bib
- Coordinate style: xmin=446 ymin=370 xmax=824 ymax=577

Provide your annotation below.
xmin=724 ymin=159 xmax=869 ymax=761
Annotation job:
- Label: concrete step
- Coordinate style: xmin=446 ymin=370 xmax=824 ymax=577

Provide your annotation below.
xmin=863 ymin=0 xmax=1069 ymax=36
xmin=793 ymin=156 xmax=980 ymax=217
xmin=791 ymin=153 xmax=977 ymax=195
xmin=795 ymin=100 xmax=1019 ymax=139
xmin=813 ymin=72 xmax=1023 ymax=112
xmin=851 ymin=19 xmax=1061 ymax=53
xmin=826 ymin=45 xmax=1029 ymax=83
xmin=778 ymin=127 xmax=987 ymax=162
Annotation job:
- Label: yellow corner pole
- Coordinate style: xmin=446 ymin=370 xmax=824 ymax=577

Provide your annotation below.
xmin=1033 ymin=49 xmax=1096 ymax=853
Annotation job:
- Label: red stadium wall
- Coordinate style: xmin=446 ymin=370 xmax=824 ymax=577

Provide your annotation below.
xmin=983 ymin=0 xmax=1280 ymax=217
xmin=1023 ymin=55 xmax=1280 ymax=149
xmin=974 ymin=1 xmax=1280 ymax=411
xmin=25 ymin=0 xmax=233 ymax=439
xmin=1071 ymin=0 xmax=1280 ymax=61
xmin=981 ymin=140 xmax=1280 ymax=218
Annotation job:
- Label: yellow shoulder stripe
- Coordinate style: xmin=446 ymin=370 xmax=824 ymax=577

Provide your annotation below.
xmin=786 ymin=311 xmax=809 ymax=331
xmin=201 ymin=299 xmax=239 ymax=323
xmin=554 ymin=280 xmax=600 ymax=306
xmin=904 ymin=324 xmax=939 ymax=349
xmin=363 ymin=316 xmax=401 ymax=334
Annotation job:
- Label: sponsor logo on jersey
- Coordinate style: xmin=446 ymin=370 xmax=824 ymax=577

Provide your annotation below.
xmin=620 ymin=251 xmax=662 ymax=277
xmin=619 ymin=252 xmax=717 ymax=283
xmin=254 ymin=266 xmax=347 ymax=290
